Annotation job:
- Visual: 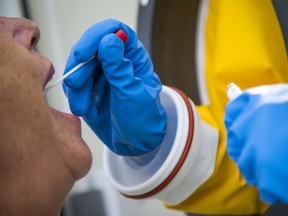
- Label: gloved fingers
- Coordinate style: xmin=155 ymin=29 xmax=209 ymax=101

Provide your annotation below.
xmin=90 ymin=72 xmax=109 ymax=108
xmin=257 ymin=164 xmax=288 ymax=203
xmin=122 ymin=29 xmax=160 ymax=89
xmin=84 ymin=72 xmax=110 ymax=122
xmin=260 ymin=189 xmax=281 ymax=204
xmin=226 ymin=130 xmax=243 ymax=162
xmin=72 ymin=18 xmax=160 ymax=89
xmin=83 ymin=97 xmax=99 ymax=124
xmin=64 ymin=46 xmax=82 ymax=72
xmin=83 ymin=91 xmax=113 ymax=149
xmin=64 ymin=57 xmax=100 ymax=89
xmin=225 ymin=97 xmax=254 ymax=162
xmin=259 ymin=184 xmax=288 ymax=204
xmin=224 ymin=92 xmax=251 ymax=129
xmin=73 ymin=19 xmax=127 ymax=62
xmin=64 ymin=77 xmax=93 ymax=116
xmin=98 ymin=33 xmax=161 ymax=101
xmin=237 ymin=144 xmax=257 ymax=185
xmin=98 ymin=34 xmax=136 ymax=91
xmin=256 ymin=140 xmax=288 ymax=203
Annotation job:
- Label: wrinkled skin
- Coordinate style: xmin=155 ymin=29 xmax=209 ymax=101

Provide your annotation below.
xmin=0 ymin=17 xmax=92 ymax=216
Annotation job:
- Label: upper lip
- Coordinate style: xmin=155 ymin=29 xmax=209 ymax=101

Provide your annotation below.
xmin=44 ymin=64 xmax=55 ymax=88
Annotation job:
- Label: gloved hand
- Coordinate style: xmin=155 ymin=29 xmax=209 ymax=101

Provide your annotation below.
xmin=224 ymin=84 xmax=288 ymax=203
xmin=62 ymin=19 xmax=167 ymax=156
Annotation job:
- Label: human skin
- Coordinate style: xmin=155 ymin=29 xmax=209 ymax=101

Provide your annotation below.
xmin=0 ymin=17 xmax=92 ymax=216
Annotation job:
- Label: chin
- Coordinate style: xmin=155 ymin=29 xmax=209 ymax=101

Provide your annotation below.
xmin=49 ymin=107 xmax=93 ymax=180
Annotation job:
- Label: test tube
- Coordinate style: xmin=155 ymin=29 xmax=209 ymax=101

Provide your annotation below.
xmin=226 ymin=82 xmax=242 ymax=100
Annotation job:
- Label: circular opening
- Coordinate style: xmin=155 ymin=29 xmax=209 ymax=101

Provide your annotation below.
xmin=103 ymin=87 xmax=190 ymax=195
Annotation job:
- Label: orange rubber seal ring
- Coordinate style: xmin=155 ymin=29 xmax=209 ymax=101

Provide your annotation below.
xmin=123 ymin=87 xmax=195 ymax=199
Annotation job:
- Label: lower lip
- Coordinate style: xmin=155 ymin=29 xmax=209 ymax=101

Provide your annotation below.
xmin=50 ymin=107 xmax=81 ymax=122
xmin=63 ymin=112 xmax=80 ymax=121
xmin=49 ymin=107 xmax=82 ymax=136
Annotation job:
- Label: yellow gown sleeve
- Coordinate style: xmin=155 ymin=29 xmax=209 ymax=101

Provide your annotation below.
xmin=166 ymin=0 xmax=288 ymax=214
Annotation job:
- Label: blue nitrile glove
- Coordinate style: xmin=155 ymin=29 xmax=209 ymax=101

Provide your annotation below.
xmin=62 ymin=19 xmax=167 ymax=156
xmin=224 ymin=84 xmax=288 ymax=203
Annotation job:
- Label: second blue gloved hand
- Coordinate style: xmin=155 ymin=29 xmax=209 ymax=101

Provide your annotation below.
xmin=62 ymin=19 xmax=167 ymax=156
xmin=225 ymin=84 xmax=288 ymax=203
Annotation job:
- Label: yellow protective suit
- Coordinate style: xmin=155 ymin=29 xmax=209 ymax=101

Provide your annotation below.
xmin=166 ymin=0 xmax=288 ymax=215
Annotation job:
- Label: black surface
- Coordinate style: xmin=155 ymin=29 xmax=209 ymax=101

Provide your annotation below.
xmin=64 ymin=190 xmax=107 ymax=216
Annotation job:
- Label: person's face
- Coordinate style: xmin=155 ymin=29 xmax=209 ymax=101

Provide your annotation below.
xmin=0 ymin=17 xmax=92 ymax=215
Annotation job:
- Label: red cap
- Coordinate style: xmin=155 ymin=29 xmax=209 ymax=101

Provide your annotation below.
xmin=94 ymin=29 xmax=128 ymax=58
xmin=115 ymin=29 xmax=128 ymax=43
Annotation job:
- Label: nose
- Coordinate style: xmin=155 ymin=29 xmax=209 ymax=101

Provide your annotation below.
xmin=7 ymin=17 xmax=40 ymax=50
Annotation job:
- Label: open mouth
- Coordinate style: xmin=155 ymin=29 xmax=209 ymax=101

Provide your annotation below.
xmin=44 ymin=64 xmax=81 ymax=123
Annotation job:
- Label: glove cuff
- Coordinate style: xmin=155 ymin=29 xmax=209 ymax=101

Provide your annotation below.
xmin=103 ymin=86 xmax=218 ymax=205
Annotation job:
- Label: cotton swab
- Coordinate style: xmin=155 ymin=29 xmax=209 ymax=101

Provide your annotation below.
xmin=44 ymin=29 xmax=128 ymax=94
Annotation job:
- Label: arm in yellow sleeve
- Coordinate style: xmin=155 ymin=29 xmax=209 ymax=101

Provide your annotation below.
xmin=167 ymin=0 xmax=287 ymax=214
